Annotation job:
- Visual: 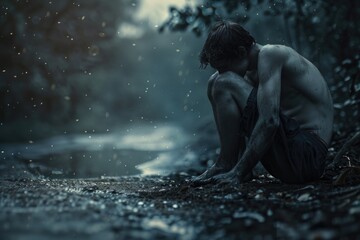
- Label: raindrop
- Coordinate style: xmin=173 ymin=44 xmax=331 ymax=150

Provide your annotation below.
xmin=88 ymin=45 xmax=99 ymax=56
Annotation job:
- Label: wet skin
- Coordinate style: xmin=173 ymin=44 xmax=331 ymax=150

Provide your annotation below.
xmin=192 ymin=44 xmax=333 ymax=186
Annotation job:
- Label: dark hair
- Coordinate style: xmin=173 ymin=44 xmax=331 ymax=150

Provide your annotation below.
xmin=199 ymin=20 xmax=255 ymax=71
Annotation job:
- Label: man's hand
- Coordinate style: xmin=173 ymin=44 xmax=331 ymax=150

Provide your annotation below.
xmin=210 ymin=169 xmax=242 ymax=186
xmin=189 ymin=170 xmax=241 ymax=187
xmin=211 ymin=167 xmax=255 ymax=185
xmin=189 ymin=162 xmax=232 ymax=186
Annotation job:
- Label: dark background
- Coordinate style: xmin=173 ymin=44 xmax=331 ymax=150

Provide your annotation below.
xmin=0 ymin=2 xmax=359 ymax=238
xmin=0 ymin=0 xmax=359 ymax=144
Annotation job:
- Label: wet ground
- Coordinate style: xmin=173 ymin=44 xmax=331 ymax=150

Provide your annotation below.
xmin=1 ymin=123 xmax=360 ymax=239
xmin=1 ymin=174 xmax=360 ymax=239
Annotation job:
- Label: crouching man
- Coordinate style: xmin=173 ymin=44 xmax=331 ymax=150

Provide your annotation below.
xmin=193 ymin=21 xmax=333 ymax=185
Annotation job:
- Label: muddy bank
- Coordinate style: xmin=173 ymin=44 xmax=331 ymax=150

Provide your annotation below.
xmin=1 ymin=122 xmax=359 ymax=239
xmin=1 ymin=173 xmax=360 ymax=240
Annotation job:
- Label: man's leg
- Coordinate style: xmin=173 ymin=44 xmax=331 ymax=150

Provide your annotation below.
xmin=193 ymin=74 xmax=253 ymax=183
xmin=261 ymin=115 xmax=328 ymax=183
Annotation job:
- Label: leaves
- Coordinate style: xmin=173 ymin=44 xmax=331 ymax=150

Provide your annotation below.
xmin=162 ymin=0 xmax=360 ymax=140
xmin=0 ymin=0 xmax=130 ymax=123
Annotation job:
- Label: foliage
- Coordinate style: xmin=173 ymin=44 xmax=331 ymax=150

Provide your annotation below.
xmin=0 ymin=0 xmax=132 ymax=124
xmin=161 ymin=0 xmax=360 ymax=139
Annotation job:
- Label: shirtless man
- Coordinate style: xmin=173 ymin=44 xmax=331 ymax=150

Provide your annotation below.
xmin=193 ymin=21 xmax=333 ymax=185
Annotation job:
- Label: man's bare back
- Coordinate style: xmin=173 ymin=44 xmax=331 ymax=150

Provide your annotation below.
xmin=247 ymin=44 xmax=333 ymax=143
xmin=274 ymin=45 xmax=333 ymax=143
xmin=194 ymin=21 xmax=333 ymax=185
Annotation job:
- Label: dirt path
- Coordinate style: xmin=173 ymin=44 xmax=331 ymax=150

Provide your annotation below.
xmin=1 ymin=174 xmax=359 ymax=240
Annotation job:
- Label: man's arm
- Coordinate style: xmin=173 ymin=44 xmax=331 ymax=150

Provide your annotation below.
xmin=233 ymin=47 xmax=284 ymax=180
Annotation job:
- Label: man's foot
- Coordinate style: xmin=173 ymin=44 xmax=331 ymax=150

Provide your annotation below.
xmin=191 ymin=163 xmax=232 ymax=186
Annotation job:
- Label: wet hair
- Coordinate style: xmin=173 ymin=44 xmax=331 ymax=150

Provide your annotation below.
xmin=199 ymin=20 xmax=255 ymax=72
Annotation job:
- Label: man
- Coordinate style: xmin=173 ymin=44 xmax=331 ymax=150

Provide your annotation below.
xmin=193 ymin=21 xmax=333 ymax=185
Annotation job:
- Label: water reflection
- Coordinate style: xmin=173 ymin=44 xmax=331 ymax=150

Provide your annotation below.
xmin=0 ymin=124 xmax=190 ymax=178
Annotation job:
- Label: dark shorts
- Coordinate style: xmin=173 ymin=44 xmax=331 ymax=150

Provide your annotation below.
xmin=242 ymin=88 xmax=328 ymax=184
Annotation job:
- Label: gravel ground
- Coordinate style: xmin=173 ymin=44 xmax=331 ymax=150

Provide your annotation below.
xmin=1 ymin=172 xmax=360 ymax=240
xmin=1 ymin=123 xmax=359 ymax=239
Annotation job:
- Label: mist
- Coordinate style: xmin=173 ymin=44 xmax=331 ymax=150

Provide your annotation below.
xmin=1 ymin=1 xmax=359 ymax=239
xmin=0 ymin=0 xmax=216 ymax=143
xmin=0 ymin=0 xmax=215 ymax=178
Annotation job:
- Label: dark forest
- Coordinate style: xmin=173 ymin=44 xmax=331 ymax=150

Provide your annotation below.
xmin=0 ymin=0 xmax=359 ymax=239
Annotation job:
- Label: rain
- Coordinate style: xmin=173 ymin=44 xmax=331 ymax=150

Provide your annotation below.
xmin=0 ymin=0 xmax=359 ymax=239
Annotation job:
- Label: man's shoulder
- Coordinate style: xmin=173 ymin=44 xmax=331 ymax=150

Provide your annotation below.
xmin=208 ymin=71 xmax=219 ymax=83
xmin=259 ymin=44 xmax=289 ymax=61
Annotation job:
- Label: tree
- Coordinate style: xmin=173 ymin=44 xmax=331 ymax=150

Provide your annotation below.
xmin=161 ymin=0 xmax=360 ymax=138
xmin=0 ymin=0 xmax=133 ymax=123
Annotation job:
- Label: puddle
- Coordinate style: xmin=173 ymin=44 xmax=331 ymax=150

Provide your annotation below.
xmin=0 ymin=124 xmax=191 ymax=178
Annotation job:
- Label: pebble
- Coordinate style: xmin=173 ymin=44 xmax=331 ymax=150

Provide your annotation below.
xmin=297 ymin=193 xmax=311 ymax=201
xmin=349 ymin=206 xmax=360 ymax=215
xmin=224 ymin=194 xmax=234 ymax=200
xmin=233 ymin=211 xmax=265 ymax=223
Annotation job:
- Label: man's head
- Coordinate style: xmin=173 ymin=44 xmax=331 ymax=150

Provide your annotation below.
xmin=200 ymin=21 xmax=255 ymax=74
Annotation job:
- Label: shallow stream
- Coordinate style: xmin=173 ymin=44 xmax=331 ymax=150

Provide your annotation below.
xmin=0 ymin=124 xmax=193 ymax=178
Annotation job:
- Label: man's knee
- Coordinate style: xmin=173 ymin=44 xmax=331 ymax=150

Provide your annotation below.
xmin=212 ymin=72 xmax=253 ymax=110
xmin=213 ymin=72 xmax=244 ymax=94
